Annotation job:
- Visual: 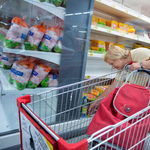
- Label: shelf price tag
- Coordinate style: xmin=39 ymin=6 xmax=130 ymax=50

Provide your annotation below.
xmin=94 ymin=26 xmax=98 ymax=30
xmin=122 ymin=34 xmax=125 ymax=37
xmin=102 ymin=76 xmax=106 ymax=78
xmin=89 ymin=53 xmax=93 ymax=56
xmin=108 ymin=30 xmax=111 ymax=33
xmin=112 ymin=4 xmax=116 ymax=8
xmin=97 ymin=0 xmax=101 ymax=2
xmin=86 ymin=76 xmax=91 ymax=79
xmin=138 ymin=16 xmax=141 ymax=19
xmin=125 ymin=10 xmax=128 ymax=13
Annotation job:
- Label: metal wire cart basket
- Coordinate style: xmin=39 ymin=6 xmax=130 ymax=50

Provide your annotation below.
xmin=17 ymin=69 xmax=150 ymax=150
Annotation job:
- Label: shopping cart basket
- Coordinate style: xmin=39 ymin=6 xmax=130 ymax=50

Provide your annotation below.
xmin=17 ymin=69 xmax=150 ymax=150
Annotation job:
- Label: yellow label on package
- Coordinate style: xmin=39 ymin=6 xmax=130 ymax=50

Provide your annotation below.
xmin=82 ymin=107 xmax=88 ymax=114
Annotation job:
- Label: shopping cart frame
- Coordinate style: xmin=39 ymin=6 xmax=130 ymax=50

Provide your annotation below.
xmin=17 ymin=69 xmax=150 ymax=150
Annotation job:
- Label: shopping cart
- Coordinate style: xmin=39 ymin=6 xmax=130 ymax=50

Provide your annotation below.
xmin=17 ymin=68 xmax=150 ymax=150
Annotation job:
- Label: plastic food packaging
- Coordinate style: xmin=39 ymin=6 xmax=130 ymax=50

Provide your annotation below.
xmin=27 ymin=64 xmax=51 ymax=88
xmin=39 ymin=26 xmax=59 ymax=52
xmin=41 ymin=71 xmax=58 ymax=87
xmin=6 ymin=17 xmax=29 ymax=49
xmin=62 ymin=0 xmax=67 ymax=8
xmin=54 ymin=28 xmax=63 ymax=53
xmin=91 ymin=40 xmax=106 ymax=52
xmin=106 ymin=20 xmax=118 ymax=29
xmin=12 ymin=60 xmax=34 ymax=90
xmin=135 ymin=30 xmax=149 ymax=40
xmin=25 ymin=22 xmax=46 ymax=50
xmin=97 ymin=18 xmax=106 ymax=25
xmin=114 ymin=43 xmax=125 ymax=49
xmin=82 ymin=93 xmax=97 ymax=102
xmin=52 ymin=0 xmax=62 ymax=7
xmin=1 ymin=53 xmax=15 ymax=69
xmin=118 ymin=22 xmax=125 ymax=30
xmin=134 ymin=43 xmax=143 ymax=49
xmin=95 ymin=86 xmax=108 ymax=94
xmin=127 ymin=26 xmax=135 ymax=33
xmin=91 ymin=89 xmax=100 ymax=97
xmin=105 ymin=42 xmax=114 ymax=51
xmin=124 ymin=24 xmax=129 ymax=32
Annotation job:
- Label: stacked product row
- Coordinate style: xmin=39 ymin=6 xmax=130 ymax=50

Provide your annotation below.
xmin=92 ymin=15 xmax=150 ymax=40
xmin=0 ymin=52 xmax=58 ymax=90
xmin=91 ymin=40 xmax=124 ymax=53
xmin=6 ymin=17 xmax=63 ymax=53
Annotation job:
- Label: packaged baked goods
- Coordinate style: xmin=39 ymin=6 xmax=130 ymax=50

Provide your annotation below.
xmin=118 ymin=22 xmax=125 ymax=30
xmin=5 ymin=17 xmax=29 ymax=49
xmin=135 ymin=30 xmax=149 ymax=40
xmin=97 ymin=18 xmax=106 ymax=25
xmin=124 ymin=24 xmax=129 ymax=32
xmin=128 ymin=26 xmax=135 ymax=33
xmin=114 ymin=43 xmax=125 ymax=49
xmin=106 ymin=20 xmax=118 ymax=29
xmin=39 ymin=26 xmax=59 ymax=52
xmin=105 ymin=42 xmax=114 ymax=51
xmin=91 ymin=40 xmax=106 ymax=52
xmin=25 ymin=22 xmax=46 ymax=50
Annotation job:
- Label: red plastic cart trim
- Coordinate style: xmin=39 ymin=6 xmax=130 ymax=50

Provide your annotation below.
xmin=58 ymin=138 xmax=88 ymax=150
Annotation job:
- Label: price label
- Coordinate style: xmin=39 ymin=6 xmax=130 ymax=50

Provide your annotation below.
xmin=97 ymin=0 xmax=101 ymax=2
xmin=125 ymin=10 xmax=128 ymax=13
xmin=89 ymin=53 xmax=93 ymax=56
xmin=138 ymin=16 xmax=141 ymax=19
xmin=102 ymin=76 xmax=106 ymax=78
xmin=94 ymin=26 xmax=98 ymax=30
xmin=134 ymin=37 xmax=136 ymax=40
xmin=86 ymin=76 xmax=91 ymax=79
xmin=108 ymin=30 xmax=111 ymax=33
xmin=122 ymin=34 xmax=125 ymax=37
xmin=112 ymin=4 xmax=116 ymax=8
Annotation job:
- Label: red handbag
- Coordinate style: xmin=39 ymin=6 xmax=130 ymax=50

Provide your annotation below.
xmin=87 ymin=84 xmax=150 ymax=149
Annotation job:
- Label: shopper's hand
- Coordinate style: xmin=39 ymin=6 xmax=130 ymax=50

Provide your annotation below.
xmin=129 ymin=62 xmax=141 ymax=71
xmin=87 ymin=100 xmax=100 ymax=115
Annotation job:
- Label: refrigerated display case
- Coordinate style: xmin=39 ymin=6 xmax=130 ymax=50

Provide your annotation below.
xmin=0 ymin=0 xmax=94 ymax=149
xmin=2 ymin=0 xmax=150 ymax=149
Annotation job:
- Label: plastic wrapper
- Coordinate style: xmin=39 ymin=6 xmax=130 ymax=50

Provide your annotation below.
xmin=25 ymin=22 xmax=46 ymax=50
xmin=12 ymin=60 xmax=34 ymax=90
xmin=106 ymin=20 xmax=118 ymax=29
xmin=27 ymin=64 xmax=51 ymax=88
xmin=97 ymin=18 xmax=106 ymax=25
xmin=39 ymin=26 xmax=59 ymax=52
xmin=54 ymin=28 xmax=63 ymax=53
xmin=6 ymin=17 xmax=29 ymax=49
xmin=41 ymin=71 xmax=58 ymax=87
xmin=91 ymin=40 xmax=106 ymax=52
xmin=0 ymin=53 xmax=15 ymax=69
xmin=62 ymin=0 xmax=67 ymax=8
xmin=135 ymin=30 xmax=149 ymax=40
xmin=52 ymin=0 xmax=63 ymax=7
